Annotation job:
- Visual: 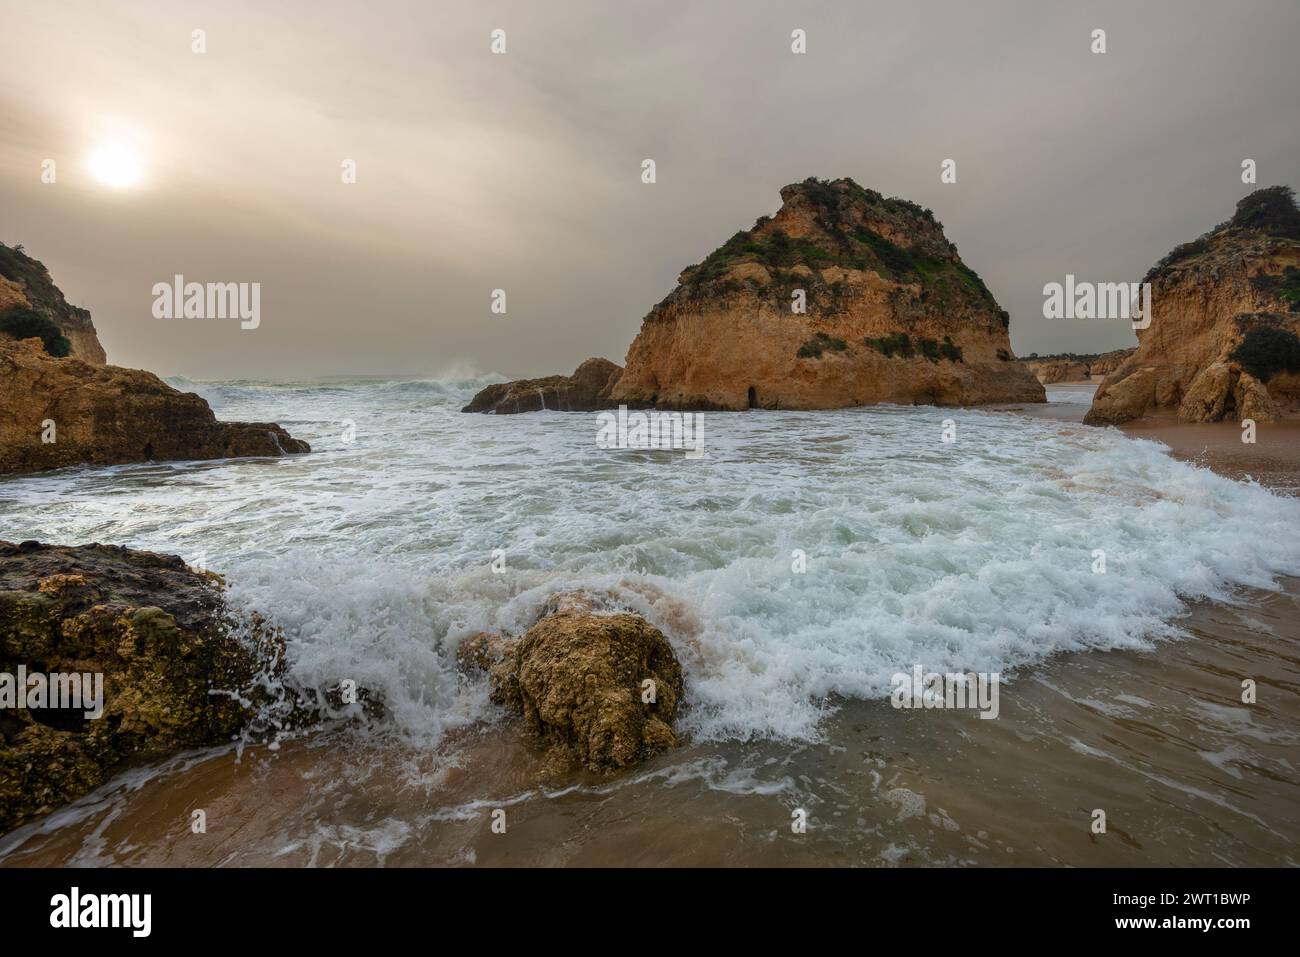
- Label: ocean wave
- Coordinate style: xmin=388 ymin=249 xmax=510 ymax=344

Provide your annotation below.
xmin=5 ymin=391 xmax=1299 ymax=747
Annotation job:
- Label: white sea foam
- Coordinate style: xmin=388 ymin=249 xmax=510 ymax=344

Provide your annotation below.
xmin=3 ymin=374 xmax=1299 ymax=747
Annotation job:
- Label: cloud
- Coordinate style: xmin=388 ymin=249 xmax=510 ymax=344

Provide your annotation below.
xmin=1 ymin=0 xmax=1297 ymax=376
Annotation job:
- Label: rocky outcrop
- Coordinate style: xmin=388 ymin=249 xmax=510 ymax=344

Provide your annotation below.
xmin=1020 ymin=348 xmax=1136 ymax=384
xmin=1024 ymin=358 xmax=1090 ymax=384
xmin=1086 ymin=187 xmax=1300 ymax=425
xmin=0 ymin=541 xmax=379 ymax=833
xmin=462 ymin=357 xmax=622 ymax=414
xmin=1089 ymin=348 xmax=1137 ymax=378
xmin=461 ymin=179 xmax=1044 ymax=415
xmin=0 ymin=542 xmax=279 ymax=833
xmin=0 ymin=242 xmax=106 ymax=364
xmin=0 ymin=337 xmax=309 ymax=474
xmin=610 ymin=178 xmax=1044 ymax=409
xmin=458 ymin=592 xmax=684 ymax=773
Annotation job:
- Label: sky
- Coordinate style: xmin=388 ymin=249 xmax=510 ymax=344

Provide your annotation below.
xmin=2 ymin=0 xmax=1298 ymax=379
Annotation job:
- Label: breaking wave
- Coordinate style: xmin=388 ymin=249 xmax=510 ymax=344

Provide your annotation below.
xmin=5 ymin=375 xmax=1299 ymax=746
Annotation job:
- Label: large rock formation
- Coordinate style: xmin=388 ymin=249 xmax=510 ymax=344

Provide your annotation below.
xmin=1020 ymin=348 xmax=1136 ymax=384
xmin=462 ymin=357 xmax=622 ymax=414
xmin=0 ymin=242 xmax=106 ymax=364
xmin=0 ymin=542 xmax=278 ymax=832
xmin=464 ymin=178 xmax=1044 ymax=414
xmin=610 ymin=178 xmax=1044 ymax=409
xmin=0 ymin=244 xmax=310 ymax=474
xmin=1086 ymin=187 xmax=1300 ymax=425
xmin=0 ymin=337 xmax=309 ymax=474
xmin=458 ymin=592 xmax=684 ymax=773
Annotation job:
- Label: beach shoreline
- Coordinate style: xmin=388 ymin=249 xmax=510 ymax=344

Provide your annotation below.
xmin=2 ymin=382 xmax=1298 ymax=868
xmin=991 ymin=382 xmax=1300 ymax=495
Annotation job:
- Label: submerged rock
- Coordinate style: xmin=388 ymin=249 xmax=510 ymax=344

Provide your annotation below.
xmin=0 ymin=541 xmax=362 ymax=834
xmin=462 ymin=357 xmax=622 ymax=414
xmin=0 ymin=337 xmax=310 ymax=474
xmin=1086 ymin=187 xmax=1300 ymax=425
xmin=460 ymin=594 xmax=685 ymax=772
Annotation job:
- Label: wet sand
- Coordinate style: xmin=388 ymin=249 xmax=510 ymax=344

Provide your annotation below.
xmin=2 ymin=578 xmax=1296 ymax=867
xmin=994 ymin=381 xmax=1300 ymax=494
xmin=3 ymin=383 xmax=1298 ymax=867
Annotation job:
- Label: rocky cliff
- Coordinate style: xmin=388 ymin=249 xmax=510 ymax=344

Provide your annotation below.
xmin=0 ymin=245 xmax=310 ymax=474
xmin=1086 ymin=187 xmax=1300 ymax=425
xmin=1 ymin=337 xmax=309 ymax=474
xmin=1020 ymin=348 xmax=1136 ymax=384
xmin=0 ymin=242 xmax=106 ymax=364
xmin=464 ymin=178 xmax=1044 ymax=414
xmin=609 ymin=178 xmax=1044 ymax=410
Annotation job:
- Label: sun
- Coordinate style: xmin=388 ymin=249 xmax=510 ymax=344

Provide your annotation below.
xmin=87 ymin=142 xmax=144 ymax=188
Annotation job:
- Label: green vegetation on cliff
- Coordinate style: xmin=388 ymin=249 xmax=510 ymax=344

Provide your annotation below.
xmin=0 ymin=307 xmax=71 ymax=356
xmin=863 ymin=332 xmax=963 ymax=363
xmin=1230 ymin=325 xmax=1300 ymax=382
xmin=1250 ymin=265 xmax=1300 ymax=312
xmin=682 ymin=178 xmax=1002 ymax=316
xmin=1144 ymin=186 xmax=1300 ymax=284
xmin=863 ymin=331 xmax=914 ymax=358
xmin=796 ymin=332 xmax=849 ymax=359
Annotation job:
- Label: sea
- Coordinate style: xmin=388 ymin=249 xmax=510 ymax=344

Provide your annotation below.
xmin=1 ymin=375 xmax=1298 ymax=866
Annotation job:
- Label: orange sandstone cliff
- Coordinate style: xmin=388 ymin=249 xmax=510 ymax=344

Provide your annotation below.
xmin=1086 ymin=187 xmax=1300 ymax=425
xmin=465 ymin=178 xmax=1044 ymax=413
xmin=0 ymin=242 xmax=309 ymax=474
xmin=0 ymin=243 xmax=106 ymax=364
xmin=609 ymin=178 xmax=1044 ymax=410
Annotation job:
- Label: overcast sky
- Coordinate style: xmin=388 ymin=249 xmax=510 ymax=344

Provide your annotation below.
xmin=2 ymin=0 xmax=1298 ymax=379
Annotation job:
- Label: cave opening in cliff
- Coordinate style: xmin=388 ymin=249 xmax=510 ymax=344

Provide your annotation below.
xmin=747 ymin=386 xmax=757 ymax=409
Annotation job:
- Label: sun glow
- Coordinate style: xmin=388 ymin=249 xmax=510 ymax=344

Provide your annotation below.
xmin=87 ymin=142 xmax=144 ymax=188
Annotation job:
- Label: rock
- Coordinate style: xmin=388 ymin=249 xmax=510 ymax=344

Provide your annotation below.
xmin=454 ymin=630 xmax=516 ymax=673
xmin=1025 ymin=359 xmax=1091 ymax=383
xmin=462 ymin=357 xmax=622 ymax=414
xmin=0 ymin=242 xmax=106 ymax=364
xmin=1089 ymin=348 xmax=1138 ymax=377
xmin=1084 ymin=367 xmax=1158 ymax=425
xmin=0 ymin=541 xmax=381 ymax=833
xmin=1235 ymin=371 xmax=1279 ymax=422
xmin=460 ymin=595 xmax=685 ymax=773
xmin=609 ymin=177 xmax=1045 ymax=410
xmin=1018 ymin=349 xmax=1136 ymax=383
xmin=0 ymin=337 xmax=309 ymax=474
xmin=461 ymin=179 xmax=1044 ymax=414
xmin=0 ymin=542 xmax=278 ymax=833
xmin=1178 ymin=362 xmax=1235 ymax=422
xmin=1086 ymin=187 xmax=1300 ymax=425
